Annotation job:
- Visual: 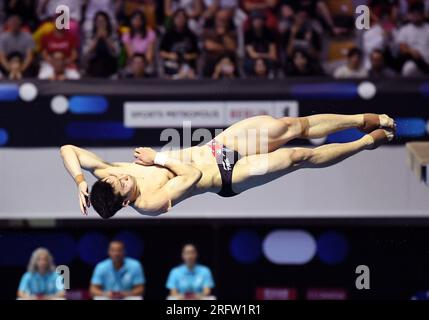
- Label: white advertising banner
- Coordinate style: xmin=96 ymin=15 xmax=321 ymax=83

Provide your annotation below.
xmin=124 ymin=101 xmax=299 ymax=128
xmin=124 ymin=101 xmax=225 ymax=128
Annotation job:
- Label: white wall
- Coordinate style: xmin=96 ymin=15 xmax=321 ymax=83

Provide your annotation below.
xmin=0 ymin=147 xmax=428 ymax=219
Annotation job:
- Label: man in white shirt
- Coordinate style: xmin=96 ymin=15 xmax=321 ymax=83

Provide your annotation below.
xmin=334 ymin=47 xmax=368 ymax=79
xmin=362 ymin=13 xmax=398 ymax=70
xmin=395 ymin=2 xmax=429 ymax=76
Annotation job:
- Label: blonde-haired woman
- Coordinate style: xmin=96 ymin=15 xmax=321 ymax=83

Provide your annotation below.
xmin=17 ymin=247 xmax=65 ymax=300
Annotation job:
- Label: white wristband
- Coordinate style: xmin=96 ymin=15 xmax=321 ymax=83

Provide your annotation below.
xmin=154 ymin=153 xmax=168 ymax=166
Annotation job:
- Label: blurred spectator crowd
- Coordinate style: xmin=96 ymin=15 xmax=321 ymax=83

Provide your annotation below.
xmin=0 ymin=0 xmax=429 ymax=81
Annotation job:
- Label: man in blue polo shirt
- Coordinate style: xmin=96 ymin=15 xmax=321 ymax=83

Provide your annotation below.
xmin=90 ymin=240 xmax=145 ymax=299
xmin=166 ymin=244 xmax=214 ymax=300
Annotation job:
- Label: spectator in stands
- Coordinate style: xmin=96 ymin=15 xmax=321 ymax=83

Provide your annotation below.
xmin=241 ymin=0 xmax=278 ymax=30
xmin=6 ymin=52 xmax=24 ymax=80
xmin=4 ymin=0 xmax=38 ymax=30
xmin=279 ymin=0 xmax=345 ymax=35
xmin=121 ymin=53 xmax=148 ymax=78
xmin=17 ymin=247 xmax=65 ymax=300
xmin=39 ymin=27 xmax=79 ymax=79
xmin=37 ymin=0 xmax=83 ymax=21
xmin=165 ymin=0 xmax=203 ymax=19
xmin=173 ymin=63 xmax=198 ymax=78
xmin=362 ymin=9 xmax=397 ymax=70
xmin=333 ymin=47 xmax=368 ymax=79
xmin=368 ymin=48 xmax=396 ymax=78
xmin=281 ymin=9 xmax=321 ymax=59
xmin=160 ymin=9 xmax=199 ymax=79
xmin=118 ymin=0 xmax=158 ymax=29
xmin=398 ymin=0 xmax=429 ymax=21
xmin=244 ymin=10 xmax=277 ymax=76
xmin=82 ymin=0 xmax=119 ymax=39
xmin=202 ymin=0 xmax=238 ymax=21
xmin=166 ymin=244 xmax=214 ymax=300
xmin=242 ymin=0 xmax=277 ymax=11
xmin=164 ymin=0 xmax=203 ymax=33
xmin=122 ymin=10 xmax=156 ymax=66
xmin=37 ymin=0 xmax=83 ymax=40
xmin=395 ymin=2 xmax=429 ymax=76
xmin=90 ymin=240 xmax=145 ymax=299
xmin=162 ymin=46 xmax=198 ymax=79
xmin=39 ymin=51 xmax=80 ymax=80
xmin=0 ymin=15 xmax=35 ymax=77
xmin=277 ymin=1 xmax=294 ymax=35
xmin=32 ymin=18 xmax=56 ymax=54
xmin=200 ymin=1 xmax=240 ymax=45
xmin=368 ymin=0 xmax=399 ymax=25
xmin=212 ymin=54 xmax=239 ymax=79
xmin=284 ymin=48 xmax=324 ymax=76
xmin=83 ymin=11 xmax=120 ymax=78
xmin=251 ymin=57 xmax=275 ymax=78
xmin=202 ymin=9 xmax=237 ymax=76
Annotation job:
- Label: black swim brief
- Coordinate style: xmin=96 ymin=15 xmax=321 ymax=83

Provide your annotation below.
xmin=207 ymin=139 xmax=241 ymax=197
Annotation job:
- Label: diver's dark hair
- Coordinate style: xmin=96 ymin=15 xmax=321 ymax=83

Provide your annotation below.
xmin=90 ymin=180 xmax=125 ymax=219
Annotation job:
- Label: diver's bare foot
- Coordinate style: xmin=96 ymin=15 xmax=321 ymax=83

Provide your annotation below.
xmin=379 ymin=114 xmax=396 ymax=130
xmin=366 ymin=129 xmax=395 ymax=150
xmin=359 ymin=114 xmax=396 ymax=133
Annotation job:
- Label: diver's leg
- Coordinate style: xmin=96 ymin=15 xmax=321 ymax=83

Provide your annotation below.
xmin=231 ymin=129 xmax=394 ymax=193
xmin=214 ymin=114 xmax=395 ymax=156
xmin=298 ymin=113 xmax=395 ymax=139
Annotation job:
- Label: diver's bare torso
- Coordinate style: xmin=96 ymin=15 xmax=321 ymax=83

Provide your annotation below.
xmin=95 ymin=145 xmax=223 ymax=207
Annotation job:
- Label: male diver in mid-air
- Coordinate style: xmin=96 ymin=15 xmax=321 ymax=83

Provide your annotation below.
xmin=60 ymin=114 xmax=395 ymax=218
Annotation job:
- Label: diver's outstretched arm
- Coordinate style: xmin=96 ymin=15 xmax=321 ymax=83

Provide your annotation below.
xmin=60 ymin=145 xmax=110 ymax=174
xmin=60 ymin=145 xmax=110 ymax=214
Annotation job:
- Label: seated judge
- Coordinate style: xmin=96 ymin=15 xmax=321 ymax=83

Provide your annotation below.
xmin=90 ymin=240 xmax=145 ymax=299
xmin=166 ymin=244 xmax=215 ymax=300
xmin=17 ymin=247 xmax=65 ymax=300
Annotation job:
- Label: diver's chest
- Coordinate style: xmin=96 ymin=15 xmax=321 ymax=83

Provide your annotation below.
xmin=113 ymin=164 xmax=173 ymax=187
xmin=138 ymin=169 xmax=172 ymax=189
